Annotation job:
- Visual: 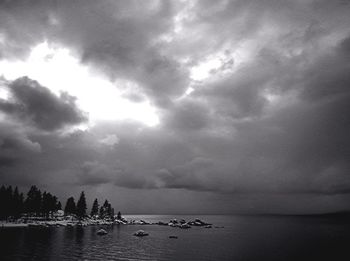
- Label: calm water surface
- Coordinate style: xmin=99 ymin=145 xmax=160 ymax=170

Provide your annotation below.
xmin=1 ymin=215 xmax=350 ymax=260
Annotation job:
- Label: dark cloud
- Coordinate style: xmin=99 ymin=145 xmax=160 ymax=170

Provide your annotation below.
xmin=77 ymin=161 xmax=116 ymax=186
xmin=1 ymin=0 xmax=350 ymax=214
xmin=0 ymin=76 xmax=87 ymax=131
xmin=0 ymin=0 xmax=189 ymax=107
xmin=0 ymin=121 xmax=41 ymax=169
xmin=163 ymin=98 xmax=211 ymax=131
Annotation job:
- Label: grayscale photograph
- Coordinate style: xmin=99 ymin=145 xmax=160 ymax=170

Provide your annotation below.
xmin=0 ymin=0 xmax=350 ymax=260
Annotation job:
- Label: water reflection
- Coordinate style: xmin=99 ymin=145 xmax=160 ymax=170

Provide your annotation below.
xmin=1 ymin=215 xmax=350 ymax=261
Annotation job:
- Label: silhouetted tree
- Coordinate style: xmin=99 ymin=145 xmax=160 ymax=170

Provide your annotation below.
xmin=13 ymin=187 xmax=23 ymax=218
xmin=117 ymin=211 xmax=122 ymax=220
xmin=90 ymin=198 xmax=99 ymax=217
xmin=0 ymin=185 xmax=13 ymax=219
xmin=64 ymin=197 xmax=76 ymax=215
xmin=42 ymin=192 xmax=58 ymax=218
xmin=0 ymin=185 xmax=63 ymax=219
xmin=99 ymin=200 xmax=113 ymax=219
xmin=56 ymin=201 xmax=62 ymax=210
xmin=25 ymin=186 xmax=42 ymax=216
xmin=76 ymin=191 xmax=87 ymax=219
xmin=0 ymin=186 xmax=6 ymax=219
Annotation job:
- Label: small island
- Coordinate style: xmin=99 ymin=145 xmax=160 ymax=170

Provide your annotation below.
xmin=0 ymin=185 xmax=212 ymax=229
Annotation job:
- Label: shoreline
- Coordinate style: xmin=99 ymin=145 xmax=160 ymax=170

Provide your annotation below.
xmin=0 ymin=217 xmax=213 ymax=229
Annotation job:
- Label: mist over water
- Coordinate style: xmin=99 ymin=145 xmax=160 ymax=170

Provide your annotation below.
xmin=1 ymin=215 xmax=350 ymax=261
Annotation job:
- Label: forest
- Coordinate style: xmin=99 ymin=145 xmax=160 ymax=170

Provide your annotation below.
xmin=0 ymin=185 xmax=117 ymax=221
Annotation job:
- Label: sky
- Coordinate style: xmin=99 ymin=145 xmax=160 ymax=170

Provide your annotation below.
xmin=0 ymin=0 xmax=350 ymax=214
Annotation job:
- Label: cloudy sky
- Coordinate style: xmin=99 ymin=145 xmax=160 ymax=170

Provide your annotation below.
xmin=0 ymin=0 xmax=350 ymax=214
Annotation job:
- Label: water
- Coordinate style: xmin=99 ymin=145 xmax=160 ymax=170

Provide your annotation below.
xmin=1 ymin=215 xmax=350 ymax=260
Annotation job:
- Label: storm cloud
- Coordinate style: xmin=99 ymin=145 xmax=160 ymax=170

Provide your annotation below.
xmin=0 ymin=76 xmax=86 ymax=131
xmin=0 ymin=0 xmax=350 ymax=214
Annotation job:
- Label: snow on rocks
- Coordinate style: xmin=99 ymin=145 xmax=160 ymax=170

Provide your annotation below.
xmin=133 ymin=230 xmax=149 ymax=237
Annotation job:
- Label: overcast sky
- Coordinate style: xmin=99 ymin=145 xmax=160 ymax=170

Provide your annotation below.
xmin=0 ymin=0 xmax=350 ymax=214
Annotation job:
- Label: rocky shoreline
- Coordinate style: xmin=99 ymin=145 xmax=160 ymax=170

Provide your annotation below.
xmin=1 ymin=217 xmax=214 ymax=229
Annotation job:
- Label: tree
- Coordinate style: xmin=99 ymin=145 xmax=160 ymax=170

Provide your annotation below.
xmin=42 ymin=192 xmax=50 ymax=217
xmin=42 ymin=192 xmax=58 ymax=218
xmin=0 ymin=185 xmax=7 ymax=219
xmin=99 ymin=199 xmax=113 ymax=219
xmin=6 ymin=186 xmax=13 ymax=218
xmin=76 ymin=191 xmax=87 ymax=218
xmin=13 ymin=187 xmax=23 ymax=218
xmin=25 ymin=186 xmax=42 ymax=216
xmin=90 ymin=198 xmax=99 ymax=217
xmin=117 ymin=211 xmax=122 ymax=220
xmin=56 ymin=201 xmax=62 ymax=210
xmin=0 ymin=185 xmax=13 ymax=219
xmin=99 ymin=205 xmax=104 ymax=218
xmin=64 ymin=197 xmax=76 ymax=215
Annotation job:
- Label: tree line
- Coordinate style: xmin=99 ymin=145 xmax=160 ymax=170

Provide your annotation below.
xmin=0 ymin=185 xmax=118 ymax=221
xmin=0 ymin=185 xmax=61 ymax=220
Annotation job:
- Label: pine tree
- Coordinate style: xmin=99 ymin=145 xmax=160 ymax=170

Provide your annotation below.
xmin=13 ymin=187 xmax=22 ymax=218
xmin=90 ymin=198 xmax=99 ymax=217
xmin=42 ymin=191 xmax=50 ymax=217
xmin=0 ymin=185 xmax=6 ymax=219
xmin=56 ymin=201 xmax=62 ymax=210
xmin=64 ymin=197 xmax=76 ymax=215
xmin=99 ymin=205 xmax=104 ymax=218
xmin=5 ymin=186 xmax=13 ymax=218
xmin=117 ymin=211 xmax=122 ymax=220
xmin=18 ymin=193 xmax=24 ymax=216
xmin=25 ymin=186 xmax=42 ymax=216
xmin=99 ymin=200 xmax=113 ymax=219
xmin=76 ymin=191 xmax=87 ymax=218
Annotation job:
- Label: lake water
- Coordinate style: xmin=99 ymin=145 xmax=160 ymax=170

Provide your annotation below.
xmin=1 ymin=215 xmax=350 ymax=260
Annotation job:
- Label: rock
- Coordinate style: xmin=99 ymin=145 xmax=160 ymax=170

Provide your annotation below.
xmin=168 ymin=222 xmax=178 ymax=227
xmin=134 ymin=220 xmax=150 ymax=225
xmin=114 ymin=219 xmax=127 ymax=225
xmin=188 ymin=218 xmax=211 ymax=227
xmin=180 ymin=223 xmax=191 ymax=229
xmin=97 ymin=229 xmax=108 ymax=235
xmin=169 ymin=236 xmax=178 ymax=239
xmin=204 ymin=225 xmax=212 ymax=228
xmin=134 ymin=230 xmax=149 ymax=237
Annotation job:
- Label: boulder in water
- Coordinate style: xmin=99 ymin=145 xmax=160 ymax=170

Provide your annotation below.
xmin=97 ymin=229 xmax=108 ymax=235
xmin=188 ymin=218 xmax=211 ymax=227
xmin=134 ymin=230 xmax=149 ymax=237
xmin=180 ymin=223 xmax=191 ymax=229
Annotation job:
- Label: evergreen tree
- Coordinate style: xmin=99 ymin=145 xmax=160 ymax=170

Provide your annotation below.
xmin=117 ymin=211 xmax=122 ymax=220
xmin=25 ymin=186 xmax=42 ymax=216
xmin=64 ymin=197 xmax=76 ymax=215
xmin=0 ymin=185 xmax=6 ymax=219
xmin=56 ymin=201 xmax=62 ymax=210
xmin=0 ymin=185 xmax=60 ymax=219
xmin=18 ymin=193 xmax=24 ymax=216
xmin=99 ymin=200 xmax=113 ymax=219
xmin=99 ymin=205 xmax=104 ymax=218
xmin=42 ymin=191 xmax=50 ymax=217
xmin=5 ymin=186 xmax=13 ymax=218
xmin=76 ymin=191 xmax=87 ymax=218
xmin=90 ymin=198 xmax=99 ymax=217
xmin=13 ymin=187 xmax=22 ymax=218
